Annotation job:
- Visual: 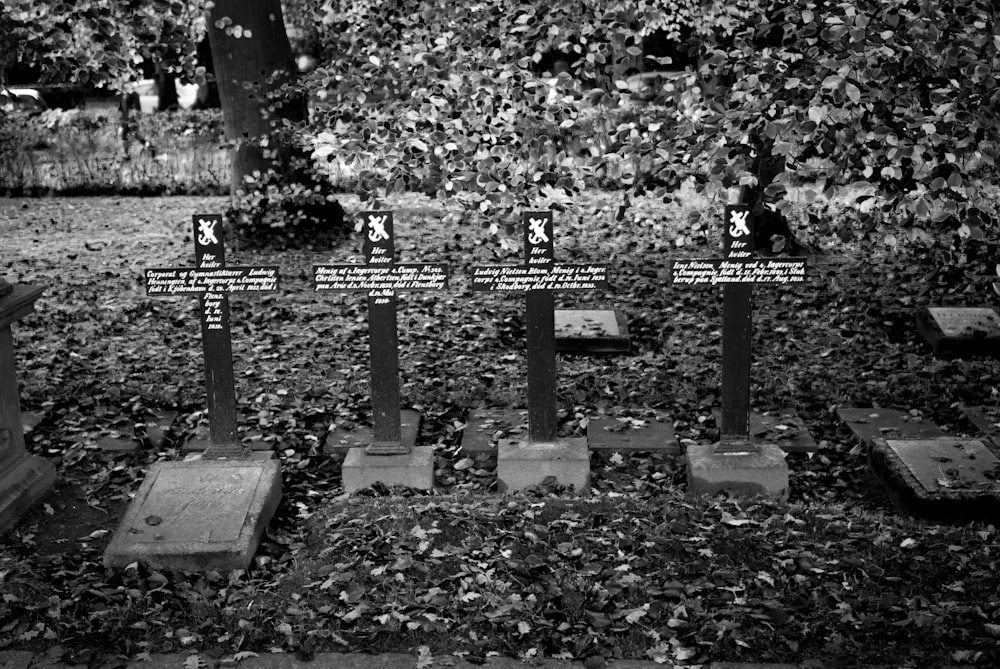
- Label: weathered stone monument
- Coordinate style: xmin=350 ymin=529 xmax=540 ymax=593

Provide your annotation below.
xmin=465 ymin=212 xmax=609 ymax=491
xmin=104 ymin=215 xmax=282 ymax=570
xmin=315 ymin=211 xmax=448 ymax=493
xmin=670 ymin=203 xmax=807 ymax=499
xmin=0 ymin=279 xmax=55 ymax=533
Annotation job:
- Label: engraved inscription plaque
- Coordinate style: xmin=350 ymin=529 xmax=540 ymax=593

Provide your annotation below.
xmin=927 ymin=307 xmax=1000 ymax=338
xmin=915 ymin=306 xmax=1000 ymax=356
xmin=135 ymin=466 xmax=260 ymax=543
xmin=104 ymin=459 xmax=281 ymax=570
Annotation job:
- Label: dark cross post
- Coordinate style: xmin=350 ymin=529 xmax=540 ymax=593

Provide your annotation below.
xmin=670 ymin=203 xmax=806 ymax=452
xmin=146 ymin=215 xmax=279 ymax=458
xmin=313 ymin=211 xmax=449 ymax=455
xmin=471 ymin=211 xmax=610 ymax=443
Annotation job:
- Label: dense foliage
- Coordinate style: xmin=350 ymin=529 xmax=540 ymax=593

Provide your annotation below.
xmin=3 ymin=0 xmax=999 ymax=243
xmin=0 ymin=0 xmax=204 ymax=89
xmin=303 ymin=0 xmax=998 ymax=236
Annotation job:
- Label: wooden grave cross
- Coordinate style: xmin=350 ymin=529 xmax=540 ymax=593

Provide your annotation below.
xmin=470 ymin=211 xmax=610 ymax=443
xmin=313 ymin=211 xmax=449 ymax=455
xmin=145 ymin=215 xmax=280 ymax=458
xmin=670 ymin=204 xmax=806 ymax=452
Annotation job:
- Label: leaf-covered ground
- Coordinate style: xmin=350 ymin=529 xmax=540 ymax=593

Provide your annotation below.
xmin=0 ymin=192 xmax=998 ymax=665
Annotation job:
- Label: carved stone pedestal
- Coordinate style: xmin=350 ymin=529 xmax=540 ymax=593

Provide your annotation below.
xmin=0 ymin=284 xmax=55 ymax=533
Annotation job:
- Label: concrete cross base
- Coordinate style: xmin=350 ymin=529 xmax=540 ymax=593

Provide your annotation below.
xmin=497 ymin=438 xmax=590 ymax=493
xmin=0 ymin=454 xmax=56 ymax=534
xmin=686 ymin=442 xmax=789 ymax=500
xmin=103 ymin=458 xmax=281 ymax=571
xmin=342 ymin=445 xmax=434 ymax=494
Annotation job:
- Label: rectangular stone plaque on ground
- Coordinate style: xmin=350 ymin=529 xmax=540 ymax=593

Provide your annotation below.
xmin=104 ymin=459 xmax=281 ymax=570
xmin=587 ymin=412 xmax=677 ymax=453
xmin=870 ymin=437 xmax=1000 ymax=521
xmin=837 ymin=407 xmax=945 ymax=447
xmin=961 ymin=405 xmax=1000 ymax=448
xmin=914 ymin=306 xmax=1000 ymax=357
xmin=459 ymin=408 xmax=529 ymax=455
xmin=710 ymin=407 xmax=819 ymax=453
xmin=554 ymin=308 xmax=631 ymax=354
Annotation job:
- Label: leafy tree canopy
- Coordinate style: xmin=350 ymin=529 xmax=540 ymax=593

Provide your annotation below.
xmin=0 ymin=0 xmax=205 ymax=89
xmin=3 ymin=0 xmax=998 ymax=243
xmin=305 ymin=0 xmax=998 ymax=240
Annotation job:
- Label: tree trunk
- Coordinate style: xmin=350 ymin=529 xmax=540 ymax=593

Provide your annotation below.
xmin=154 ymin=62 xmax=179 ymax=111
xmin=739 ymin=137 xmax=806 ymax=253
xmin=205 ymin=0 xmax=306 ymax=196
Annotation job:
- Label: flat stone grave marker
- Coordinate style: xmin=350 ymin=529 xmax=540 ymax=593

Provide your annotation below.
xmin=104 ymin=459 xmax=281 ymax=571
xmin=0 ymin=282 xmax=56 ymax=533
xmin=459 ymin=408 xmax=529 ymax=462
xmin=105 ymin=215 xmax=281 ymax=571
xmin=554 ymin=308 xmax=631 ymax=354
xmin=465 ymin=211 xmax=610 ymax=491
xmin=914 ymin=306 xmax=1000 ymax=357
xmin=837 ymin=407 xmax=945 ymax=447
xmin=587 ymin=412 xmax=678 ymax=454
xmin=961 ymin=405 xmax=1000 ymax=448
xmin=670 ymin=203 xmax=808 ymax=499
xmin=710 ymin=407 xmax=819 ymax=453
xmin=314 ymin=211 xmax=448 ymax=493
xmin=870 ymin=436 xmax=1000 ymax=521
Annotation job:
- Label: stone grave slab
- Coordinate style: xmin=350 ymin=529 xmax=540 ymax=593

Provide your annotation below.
xmin=554 ymin=309 xmax=630 ymax=354
xmin=711 ymin=407 xmax=818 ymax=453
xmin=142 ymin=409 xmax=177 ymax=449
xmin=96 ymin=433 xmax=141 ymax=453
xmin=183 ymin=427 xmax=274 ymax=454
xmin=587 ymin=413 xmax=678 ymax=453
xmin=0 ymin=651 xmax=32 ymax=669
xmin=961 ymin=405 xmax=1000 ymax=449
xmin=460 ymin=408 xmax=530 ymax=456
xmin=870 ymin=437 xmax=1000 ymax=521
xmin=914 ymin=306 xmax=1000 ymax=357
xmin=324 ymin=409 xmax=422 ymax=454
xmin=103 ymin=459 xmax=281 ymax=571
xmin=837 ymin=407 xmax=945 ymax=447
